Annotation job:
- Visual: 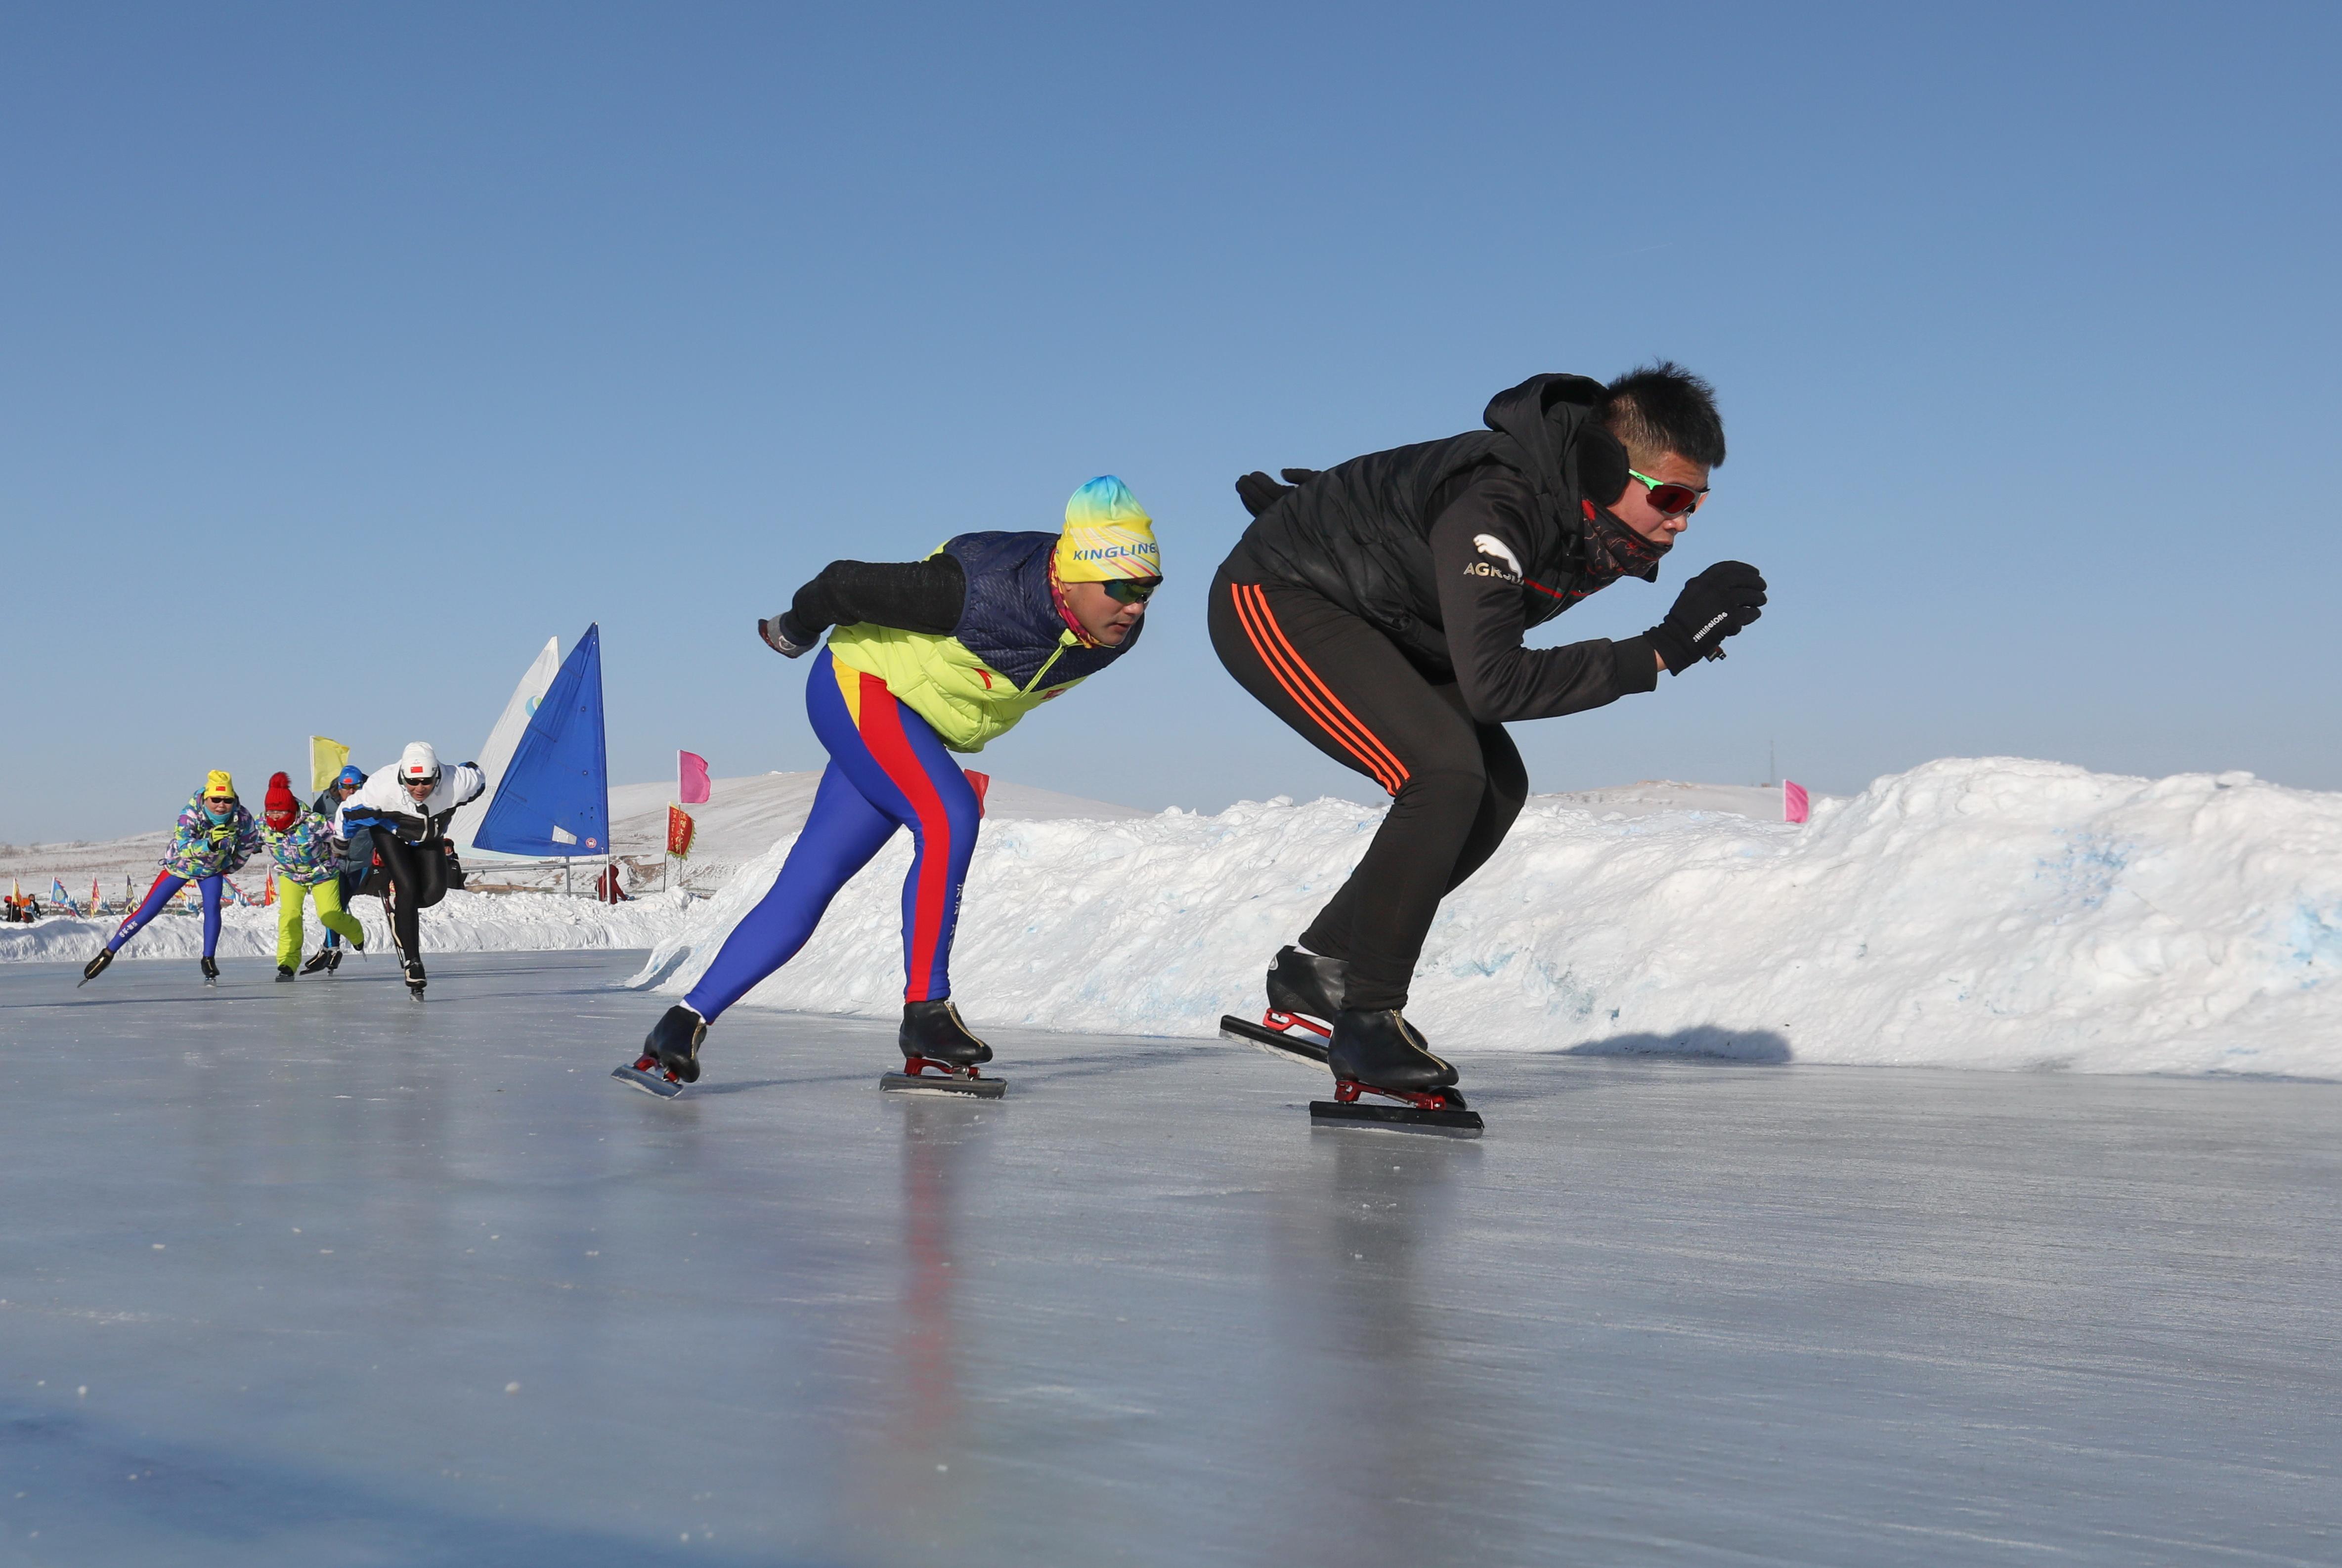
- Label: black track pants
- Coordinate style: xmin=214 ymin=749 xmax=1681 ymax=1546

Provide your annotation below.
xmin=359 ymin=834 xmax=449 ymax=960
xmin=1208 ymin=566 xmax=1526 ymax=1011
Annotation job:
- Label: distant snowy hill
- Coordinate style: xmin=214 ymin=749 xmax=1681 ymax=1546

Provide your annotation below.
xmin=0 ymin=770 xmax=1147 ymax=901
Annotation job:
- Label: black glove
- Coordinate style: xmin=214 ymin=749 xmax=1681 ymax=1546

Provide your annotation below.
xmin=758 ymin=611 xmax=816 ymax=658
xmin=1233 ymin=467 xmax=1321 ymax=518
xmin=1647 ymin=561 xmax=1767 ymax=674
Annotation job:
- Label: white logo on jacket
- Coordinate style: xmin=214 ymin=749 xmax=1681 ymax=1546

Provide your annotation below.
xmin=1471 ymin=534 xmax=1523 ymax=578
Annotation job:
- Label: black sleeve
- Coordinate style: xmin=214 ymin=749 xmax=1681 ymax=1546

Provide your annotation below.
xmin=784 ymin=555 xmax=966 ymax=640
xmin=1427 ymin=478 xmax=1660 ymax=724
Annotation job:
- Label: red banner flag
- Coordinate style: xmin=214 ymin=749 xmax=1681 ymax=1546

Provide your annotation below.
xmin=666 ymin=805 xmax=695 ymax=858
xmin=1783 ymin=780 xmax=1810 ymax=824
xmin=962 ymin=768 xmax=990 ymax=818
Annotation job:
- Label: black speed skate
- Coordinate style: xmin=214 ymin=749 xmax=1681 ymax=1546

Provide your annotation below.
xmin=276 ymin=965 xmax=296 ymax=982
xmin=78 ymin=947 xmax=116 ymax=987
xmin=613 ymin=1005 xmax=704 ymax=1098
xmin=201 ymin=956 xmax=220 ymax=989
xmin=1313 ymin=1009 xmax=1481 ymax=1137
xmin=882 ymin=1000 xmax=1004 ymax=1099
xmin=402 ymin=958 xmax=427 ymax=1000
xmin=1220 ymin=946 xmax=1346 ymax=1065
xmin=300 ymin=948 xmax=334 ymax=976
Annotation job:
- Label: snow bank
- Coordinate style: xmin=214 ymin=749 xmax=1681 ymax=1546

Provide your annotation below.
xmin=0 ymin=888 xmax=689 ymax=965
xmin=632 ymin=758 xmax=2342 ymax=1078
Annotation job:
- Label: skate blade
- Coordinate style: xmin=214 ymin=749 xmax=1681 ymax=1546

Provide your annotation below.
xmin=879 ymin=1070 xmax=1006 ymax=1100
xmin=1218 ymin=1014 xmax=1329 ymax=1066
xmin=1310 ymin=1100 xmax=1483 ymax=1138
xmin=611 ymin=1063 xmax=685 ymax=1099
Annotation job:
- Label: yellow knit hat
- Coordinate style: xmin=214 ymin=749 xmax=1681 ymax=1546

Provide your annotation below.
xmin=203 ymin=769 xmax=236 ymax=800
xmin=1053 ymin=476 xmax=1161 ymax=583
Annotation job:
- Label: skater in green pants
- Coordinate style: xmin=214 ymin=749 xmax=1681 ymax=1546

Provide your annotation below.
xmin=261 ymin=773 xmax=365 ymax=980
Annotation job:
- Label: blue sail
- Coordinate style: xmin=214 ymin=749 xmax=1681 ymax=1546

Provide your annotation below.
xmin=474 ymin=624 xmax=611 ymax=858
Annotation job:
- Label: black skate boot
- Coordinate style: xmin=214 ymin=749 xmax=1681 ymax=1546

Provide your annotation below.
xmin=883 ymin=1000 xmax=1004 ymax=1098
xmin=79 ymin=947 xmax=116 ymax=987
xmin=1220 ymin=946 xmax=1347 ymax=1064
xmin=201 ymin=956 xmax=220 ymax=989
xmin=1314 ymin=1009 xmax=1481 ymax=1136
xmin=276 ymin=965 xmax=296 ymax=982
xmin=1266 ymin=946 xmax=1346 ymax=1037
xmin=402 ymin=958 xmax=426 ymax=1000
xmin=613 ymin=1004 xmax=704 ymax=1098
xmin=300 ymin=948 xmax=333 ymax=975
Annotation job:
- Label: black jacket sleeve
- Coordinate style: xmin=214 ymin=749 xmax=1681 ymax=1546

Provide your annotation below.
xmin=1427 ymin=476 xmax=1659 ymax=724
xmin=782 ymin=555 xmax=967 ymax=642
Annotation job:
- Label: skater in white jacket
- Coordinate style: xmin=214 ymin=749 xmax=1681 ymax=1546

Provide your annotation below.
xmin=337 ymin=742 xmax=485 ymax=999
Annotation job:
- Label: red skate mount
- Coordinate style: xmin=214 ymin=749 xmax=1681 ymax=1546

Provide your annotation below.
xmin=611 ymin=1053 xmax=686 ymax=1099
xmin=1331 ymin=1078 xmax=1465 ymax=1113
xmin=1262 ymin=1008 xmax=1332 ymax=1041
xmin=1313 ymin=1076 xmax=1483 ymax=1137
xmin=898 ymin=1054 xmax=985 ymax=1082
xmin=881 ymin=1055 xmax=1006 ymax=1099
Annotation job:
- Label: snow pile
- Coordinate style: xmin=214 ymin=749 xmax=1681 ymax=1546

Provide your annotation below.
xmin=633 ymin=758 xmax=2342 ymax=1077
xmin=0 ymin=888 xmax=690 ymax=966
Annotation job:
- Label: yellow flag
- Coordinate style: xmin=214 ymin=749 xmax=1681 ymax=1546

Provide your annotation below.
xmin=310 ymin=736 xmax=351 ymax=793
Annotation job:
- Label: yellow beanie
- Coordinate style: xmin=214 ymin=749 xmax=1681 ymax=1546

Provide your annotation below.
xmin=1053 ymin=476 xmax=1161 ymax=583
xmin=203 ymin=769 xmax=236 ymax=800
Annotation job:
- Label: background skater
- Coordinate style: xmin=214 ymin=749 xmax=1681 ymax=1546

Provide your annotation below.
xmin=80 ymin=770 xmax=264 ymax=990
xmin=303 ymin=763 xmax=367 ymax=974
xmin=336 ymin=743 xmax=484 ymax=1000
xmin=260 ymin=771 xmax=367 ymax=981
xmin=623 ymin=476 xmax=1160 ymax=1097
xmin=1211 ymin=365 xmax=1766 ymax=1128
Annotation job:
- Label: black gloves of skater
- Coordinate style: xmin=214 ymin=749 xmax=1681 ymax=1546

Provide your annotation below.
xmin=758 ymin=611 xmax=816 ymax=658
xmin=1647 ymin=561 xmax=1768 ymax=674
xmin=1234 ymin=468 xmax=1321 ymax=518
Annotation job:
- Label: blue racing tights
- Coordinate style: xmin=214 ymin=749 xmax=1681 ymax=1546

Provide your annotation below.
xmin=112 ymin=872 xmax=224 ymax=957
xmin=685 ymin=648 xmax=981 ymax=1021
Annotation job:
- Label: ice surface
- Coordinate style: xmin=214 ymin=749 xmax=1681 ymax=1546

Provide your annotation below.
xmin=2 ymin=952 xmax=2337 ymax=1566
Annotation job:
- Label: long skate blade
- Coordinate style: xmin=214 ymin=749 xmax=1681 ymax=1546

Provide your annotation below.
xmin=1310 ymin=1100 xmax=1483 ymax=1138
xmin=611 ymin=1063 xmax=685 ymax=1099
xmin=1218 ymin=1014 xmax=1329 ymax=1066
xmin=879 ymin=1070 xmax=1006 ymax=1100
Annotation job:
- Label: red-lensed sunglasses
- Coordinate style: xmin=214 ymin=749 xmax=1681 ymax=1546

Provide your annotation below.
xmin=1628 ymin=468 xmax=1709 ymax=518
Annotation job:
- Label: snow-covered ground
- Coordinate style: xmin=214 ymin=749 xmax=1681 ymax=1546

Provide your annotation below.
xmin=631 ymin=757 xmax=2342 ymax=1078
xmin=16 ymin=757 xmax=2342 ymax=1078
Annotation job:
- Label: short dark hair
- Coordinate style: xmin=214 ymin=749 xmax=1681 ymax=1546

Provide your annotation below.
xmin=1601 ymin=361 xmax=1726 ymax=469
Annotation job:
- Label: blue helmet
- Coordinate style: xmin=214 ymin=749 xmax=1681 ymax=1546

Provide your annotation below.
xmin=336 ymin=765 xmax=366 ymax=789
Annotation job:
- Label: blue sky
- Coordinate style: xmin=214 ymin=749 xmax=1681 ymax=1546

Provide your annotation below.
xmin=4 ymin=2 xmax=2337 ymax=841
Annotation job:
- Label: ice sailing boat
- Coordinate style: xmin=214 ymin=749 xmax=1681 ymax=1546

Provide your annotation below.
xmin=474 ymin=624 xmax=611 ymax=891
xmin=449 ymin=635 xmax=564 ymax=854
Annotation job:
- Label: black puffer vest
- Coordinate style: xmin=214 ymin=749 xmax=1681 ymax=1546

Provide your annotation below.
xmin=1230 ymin=374 xmax=1623 ymax=674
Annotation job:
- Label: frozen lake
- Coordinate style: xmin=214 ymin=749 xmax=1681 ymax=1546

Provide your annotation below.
xmin=2 ymin=950 xmax=2336 ymax=1566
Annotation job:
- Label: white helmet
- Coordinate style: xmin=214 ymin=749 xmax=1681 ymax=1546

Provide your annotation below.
xmin=397 ymin=741 xmax=441 ymax=784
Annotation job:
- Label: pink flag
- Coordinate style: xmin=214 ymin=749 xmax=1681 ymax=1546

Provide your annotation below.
xmin=677 ymin=751 xmax=711 ymax=805
xmin=1783 ymin=780 xmax=1810 ymax=824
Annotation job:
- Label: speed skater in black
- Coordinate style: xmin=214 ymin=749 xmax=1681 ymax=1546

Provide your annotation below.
xmin=1211 ymin=364 xmax=1766 ymax=1133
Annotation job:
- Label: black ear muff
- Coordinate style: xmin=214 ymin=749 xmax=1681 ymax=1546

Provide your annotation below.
xmin=1573 ymin=423 xmax=1630 ymax=510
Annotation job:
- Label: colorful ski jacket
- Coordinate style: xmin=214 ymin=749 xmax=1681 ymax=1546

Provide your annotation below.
xmin=161 ymin=793 xmax=264 ymax=880
xmin=824 ymin=531 xmax=1142 ymax=753
xmin=263 ymin=807 xmax=344 ymax=886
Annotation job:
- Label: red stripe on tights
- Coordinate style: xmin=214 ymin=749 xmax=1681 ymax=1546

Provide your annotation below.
xmin=855 ymin=670 xmax=957 ymax=1002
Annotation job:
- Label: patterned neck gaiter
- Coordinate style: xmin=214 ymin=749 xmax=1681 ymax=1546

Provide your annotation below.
xmin=1579 ymin=503 xmax=1671 ymax=585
